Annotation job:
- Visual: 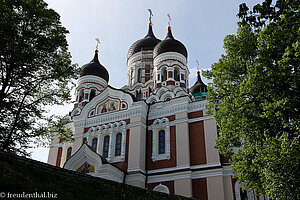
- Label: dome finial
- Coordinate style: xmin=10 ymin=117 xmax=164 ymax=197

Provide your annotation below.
xmin=167 ymin=14 xmax=171 ymax=29
xmin=148 ymin=9 xmax=153 ymax=27
xmin=196 ymin=60 xmax=200 ymax=75
xmin=95 ymin=38 xmax=100 ymax=53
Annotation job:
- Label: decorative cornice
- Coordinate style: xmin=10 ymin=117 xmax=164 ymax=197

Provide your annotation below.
xmin=128 ymin=50 xmax=154 ymax=67
xmin=153 ymin=52 xmax=187 ymax=67
xmin=77 ymin=75 xmax=108 ymax=89
xmin=74 ymin=106 xmax=147 ymax=129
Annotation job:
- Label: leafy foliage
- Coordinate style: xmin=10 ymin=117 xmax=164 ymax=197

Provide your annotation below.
xmin=47 ymin=115 xmax=74 ymax=144
xmin=203 ymin=0 xmax=300 ymax=199
xmin=0 ymin=0 xmax=78 ymax=156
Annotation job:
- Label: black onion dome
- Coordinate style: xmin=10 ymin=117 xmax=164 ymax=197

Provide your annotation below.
xmin=127 ymin=24 xmax=161 ymax=60
xmin=190 ymin=72 xmax=208 ymax=94
xmin=153 ymin=27 xmax=187 ymax=59
xmin=80 ymin=50 xmax=109 ymax=82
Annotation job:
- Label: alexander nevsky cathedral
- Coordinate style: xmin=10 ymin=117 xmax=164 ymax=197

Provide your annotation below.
xmin=47 ymin=12 xmax=254 ymax=200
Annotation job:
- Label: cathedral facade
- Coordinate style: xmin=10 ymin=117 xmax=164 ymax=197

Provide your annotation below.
xmin=47 ymin=20 xmax=243 ymax=199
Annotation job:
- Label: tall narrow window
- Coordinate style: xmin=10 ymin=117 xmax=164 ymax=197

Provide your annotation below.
xmin=158 ymin=130 xmax=165 ymax=154
xmin=137 ymin=68 xmax=142 ymax=82
xmin=145 ymin=65 xmax=150 ymax=82
xmin=103 ymin=136 xmax=110 ymax=158
xmin=92 ymin=138 xmax=98 ymax=152
xmin=162 ymin=68 xmax=167 ymax=81
xmin=78 ymin=89 xmax=84 ymax=102
xmin=174 ymin=68 xmax=180 ymax=81
xmin=89 ymin=90 xmax=96 ymax=101
xmin=115 ymin=133 xmax=122 ymax=156
xmin=136 ymin=90 xmax=141 ymax=100
xmin=66 ymin=147 xmax=72 ymax=160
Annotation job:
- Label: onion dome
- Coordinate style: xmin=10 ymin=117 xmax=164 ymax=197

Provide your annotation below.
xmin=153 ymin=26 xmax=187 ymax=59
xmin=127 ymin=23 xmax=161 ymax=59
xmin=80 ymin=50 xmax=109 ymax=82
xmin=190 ymin=71 xmax=208 ymax=94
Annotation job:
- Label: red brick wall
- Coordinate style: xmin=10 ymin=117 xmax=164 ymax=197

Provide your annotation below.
xmin=180 ymin=83 xmax=186 ymax=88
xmin=189 ymin=121 xmax=207 ymax=165
xmin=181 ymin=74 xmax=184 ymax=80
xmin=166 ymin=81 xmax=175 ymax=85
xmin=188 ymin=111 xmax=203 ymax=119
xmin=147 ymin=126 xmax=176 ymax=170
xmin=192 ymin=178 xmax=208 ymax=200
xmin=56 ymin=147 xmax=62 ymax=167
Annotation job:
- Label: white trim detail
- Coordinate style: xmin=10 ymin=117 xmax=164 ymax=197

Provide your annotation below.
xmin=153 ymin=183 xmax=170 ymax=194
xmin=235 ymin=182 xmax=255 ymax=200
xmin=63 ymin=143 xmax=102 ymax=172
xmin=147 ymin=163 xmax=223 ymax=174
xmin=86 ymin=121 xmax=127 ymax=163
xmin=151 ymin=118 xmax=171 ymax=161
xmin=148 ymin=167 xmax=230 ymax=184
xmin=127 ymin=168 xmax=146 ymax=174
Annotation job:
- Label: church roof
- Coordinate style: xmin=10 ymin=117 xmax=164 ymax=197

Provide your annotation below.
xmin=190 ymin=71 xmax=208 ymax=94
xmin=127 ymin=24 xmax=161 ymax=60
xmin=153 ymin=26 xmax=187 ymax=59
xmin=80 ymin=50 xmax=109 ymax=82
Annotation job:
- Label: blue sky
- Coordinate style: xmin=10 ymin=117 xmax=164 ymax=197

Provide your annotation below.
xmin=30 ymin=0 xmax=262 ymax=162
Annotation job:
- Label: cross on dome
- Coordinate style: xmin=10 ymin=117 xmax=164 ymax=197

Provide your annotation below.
xmin=167 ymin=14 xmax=171 ymax=27
xmin=196 ymin=60 xmax=200 ymax=75
xmin=148 ymin=9 xmax=153 ymax=25
xmin=95 ymin=38 xmax=100 ymax=50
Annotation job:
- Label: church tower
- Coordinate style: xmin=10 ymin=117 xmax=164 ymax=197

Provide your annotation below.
xmin=73 ymin=45 xmax=109 ymax=115
xmin=123 ymin=9 xmax=160 ymax=100
xmin=153 ymin=24 xmax=189 ymax=91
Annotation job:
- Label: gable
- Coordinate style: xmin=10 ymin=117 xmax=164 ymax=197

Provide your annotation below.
xmin=77 ymin=86 xmax=134 ymax=119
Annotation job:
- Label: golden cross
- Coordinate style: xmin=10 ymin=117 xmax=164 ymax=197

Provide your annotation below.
xmin=167 ymin=14 xmax=171 ymax=26
xmin=148 ymin=9 xmax=153 ymax=24
xmin=95 ymin=38 xmax=100 ymax=50
xmin=196 ymin=60 xmax=200 ymax=71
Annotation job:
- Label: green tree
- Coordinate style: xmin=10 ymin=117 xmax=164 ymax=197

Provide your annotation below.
xmin=0 ymin=0 xmax=78 ymax=156
xmin=204 ymin=0 xmax=300 ymax=199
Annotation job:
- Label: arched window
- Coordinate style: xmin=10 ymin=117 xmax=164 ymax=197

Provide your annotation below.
xmin=115 ymin=133 xmax=122 ymax=156
xmin=136 ymin=90 xmax=141 ymax=100
xmin=174 ymin=68 xmax=180 ymax=81
xmin=78 ymin=89 xmax=84 ymax=102
xmin=158 ymin=130 xmax=165 ymax=154
xmin=89 ymin=89 xmax=96 ymax=101
xmin=161 ymin=68 xmax=167 ymax=81
xmin=92 ymin=138 xmax=98 ymax=152
xmin=66 ymin=147 xmax=72 ymax=160
xmin=137 ymin=68 xmax=142 ymax=82
xmin=103 ymin=136 xmax=110 ymax=158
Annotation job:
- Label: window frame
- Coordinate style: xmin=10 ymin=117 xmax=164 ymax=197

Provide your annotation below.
xmin=151 ymin=118 xmax=171 ymax=161
xmin=158 ymin=130 xmax=166 ymax=154
xmin=102 ymin=135 xmax=110 ymax=158
xmin=115 ymin=133 xmax=122 ymax=157
xmin=66 ymin=147 xmax=72 ymax=160
xmin=87 ymin=121 xmax=127 ymax=163
xmin=91 ymin=137 xmax=98 ymax=152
